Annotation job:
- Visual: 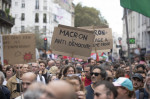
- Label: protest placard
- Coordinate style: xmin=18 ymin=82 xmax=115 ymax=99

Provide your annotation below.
xmin=51 ymin=25 xmax=95 ymax=59
xmin=93 ymin=28 xmax=113 ymax=50
xmin=2 ymin=33 xmax=36 ymax=65
xmin=78 ymin=26 xmax=113 ymax=52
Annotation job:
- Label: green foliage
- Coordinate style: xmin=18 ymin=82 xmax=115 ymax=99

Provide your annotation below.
xmin=35 ymin=33 xmax=44 ymax=49
xmin=75 ymin=3 xmax=108 ymax=27
xmin=5 ymin=8 xmax=10 ymax=18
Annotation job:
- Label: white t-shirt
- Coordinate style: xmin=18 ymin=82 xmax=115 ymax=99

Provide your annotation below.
xmin=36 ymin=75 xmax=46 ymax=84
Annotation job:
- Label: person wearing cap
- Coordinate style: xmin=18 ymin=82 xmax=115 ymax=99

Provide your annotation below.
xmin=113 ymin=77 xmax=135 ymax=99
xmin=132 ymin=73 xmax=144 ymax=91
xmin=135 ymin=71 xmax=150 ymax=99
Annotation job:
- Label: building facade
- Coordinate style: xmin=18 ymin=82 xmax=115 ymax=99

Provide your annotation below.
xmin=11 ymin=0 xmax=74 ymax=45
xmin=122 ymin=10 xmax=150 ymax=57
xmin=0 ymin=0 xmax=14 ymax=34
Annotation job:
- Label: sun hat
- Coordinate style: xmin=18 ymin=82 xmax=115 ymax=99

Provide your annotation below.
xmin=113 ymin=77 xmax=133 ymax=91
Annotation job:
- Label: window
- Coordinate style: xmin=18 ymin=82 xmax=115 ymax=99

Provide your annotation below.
xmin=35 ymin=26 xmax=39 ymax=33
xmin=21 ymin=26 xmax=25 ymax=32
xmin=21 ymin=13 xmax=25 ymax=21
xmin=35 ymin=0 xmax=39 ymax=9
xmin=43 ymin=26 xmax=46 ymax=33
xmin=43 ymin=13 xmax=47 ymax=23
xmin=22 ymin=3 xmax=25 ymax=8
xmin=35 ymin=13 xmax=39 ymax=23
xmin=54 ymin=14 xmax=58 ymax=22
xmin=15 ymin=2 xmax=18 ymax=6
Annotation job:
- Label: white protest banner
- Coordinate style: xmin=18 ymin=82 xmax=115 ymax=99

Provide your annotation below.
xmin=3 ymin=33 xmax=36 ymax=65
xmin=51 ymin=25 xmax=95 ymax=59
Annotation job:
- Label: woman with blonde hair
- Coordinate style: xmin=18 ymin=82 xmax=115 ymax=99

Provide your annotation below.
xmin=49 ymin=66 xmax=58 ymax=74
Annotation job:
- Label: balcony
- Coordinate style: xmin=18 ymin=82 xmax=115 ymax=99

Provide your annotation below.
xmin=3 ymin=0 xmax=11 ymax=5
xmin=0 ymin=10 xmax=15 ymax=26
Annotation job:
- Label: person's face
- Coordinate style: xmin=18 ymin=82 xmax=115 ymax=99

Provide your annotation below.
xmin=67 ymin=67 xmax=74 ymax=75
xmin=91 ymin=68 xmax=102 ymax=84
xmin=132 ymin=78 xmax=143 ymax=90
xmin=32 ymin=63 xmax=39 ymax=73
xmin=90 ymin=60 xmax=95 ymax=66
xmin=15 ymin=64 xmax=23 ymax=76
xmin=2 ymin=66 xmax=7 ymax=73
xmin=22 ymin=77 xmax=33 ymax=92
xmin=70 ymin=79 xmax=80 ymax=92
xmin=39 ymin=63 xmax=46 ymax=71
xmin=94 ymin=85 xmax=113 ymax=99
xmin=141 ymin=73 xmax=146 ymax=82
xmin=84 ymin=67 xmax=91 ymax=79
xmin=48 ymin=61 xmax=54 ymax=67
xmin=116 ymin=86 xmax=128 ymax=99
xmin=137 ymin=67 xmax=144 ymax=71
xmin=81 ymin=72 xmax=85 ymax=78
xmin=6 ymin=68 xmax=13 ymax=77
xmin=124 ymin=66 xmax=130 ymax=75
xmin=56 ymin=61 xmax=61 ymax=67
xmin=106 ymin=70 xmax=113 ymax=82
xmin=22 ymin=64 xmax=29 ymax=73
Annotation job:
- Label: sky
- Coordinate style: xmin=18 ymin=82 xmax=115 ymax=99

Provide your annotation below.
xmin=73 ymin=0 xmax=123 ymax=37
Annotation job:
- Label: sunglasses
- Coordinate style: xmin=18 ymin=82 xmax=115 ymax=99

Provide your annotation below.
xmin=91 ymin=72 xmax=101 ymax=76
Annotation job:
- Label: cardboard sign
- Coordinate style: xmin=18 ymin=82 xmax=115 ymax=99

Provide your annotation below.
xmin=51 ymin=25 xmax=95 ymax=59
xmin=78 ymin=27 xmax=113 ymax=52
xmin=93 ymin=28 xmax=113 ymax=51
xmin=3 ymin=33 xmax=36 ymax=65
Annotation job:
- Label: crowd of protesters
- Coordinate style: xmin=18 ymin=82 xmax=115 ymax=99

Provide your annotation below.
xmin=0 ymin=55 xmax=150 ymax=99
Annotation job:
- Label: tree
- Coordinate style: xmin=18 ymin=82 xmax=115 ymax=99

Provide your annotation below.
xmin=75 ymin=3 xmax=108 ymax=27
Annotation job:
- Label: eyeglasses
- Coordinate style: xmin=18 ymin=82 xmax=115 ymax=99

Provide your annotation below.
xmin=91 ymin=72 xmax=101 ymax=76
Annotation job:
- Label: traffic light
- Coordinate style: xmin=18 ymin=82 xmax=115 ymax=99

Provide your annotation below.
xmin=44 ymin=37 xmax=47 ymax=50
xmin=44 ymin=37 xmax=47 ymax=43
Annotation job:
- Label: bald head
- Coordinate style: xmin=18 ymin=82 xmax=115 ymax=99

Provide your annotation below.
xmin=22 ymin=72 xmax=36 ymax=92
xmin=46 ymin=80 xmax=77 ymax=99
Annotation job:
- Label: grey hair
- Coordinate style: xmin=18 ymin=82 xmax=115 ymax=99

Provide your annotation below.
xmin=24 ymin=90 xmax=43 ymax=99
xmin=0 ymin=71 xmax=5 ymax=83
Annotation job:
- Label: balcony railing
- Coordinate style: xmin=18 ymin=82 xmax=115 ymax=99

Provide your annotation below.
xmin=0 ymin=10 xmax=15 ymax=26
xmin=3 ymin=0 xmax=11 ymax=5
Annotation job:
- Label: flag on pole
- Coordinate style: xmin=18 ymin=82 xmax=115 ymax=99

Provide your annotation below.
xmin=96 ymin=53 xmax=99 ymax=62
xmin=120 ymin=0 xmax=150 ymax=17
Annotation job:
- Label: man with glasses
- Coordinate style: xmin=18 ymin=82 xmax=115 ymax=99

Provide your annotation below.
xmin=85 ymin=66 xmax=107 ymax=99
xmin=32 ymin=62 xmax=46 ymax=84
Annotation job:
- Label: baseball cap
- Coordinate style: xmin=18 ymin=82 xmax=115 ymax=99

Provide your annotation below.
xmin=113 ymin=77 xmax=133 ymax=91
xmin=132 ymin=73 xmax=143 ymax=81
